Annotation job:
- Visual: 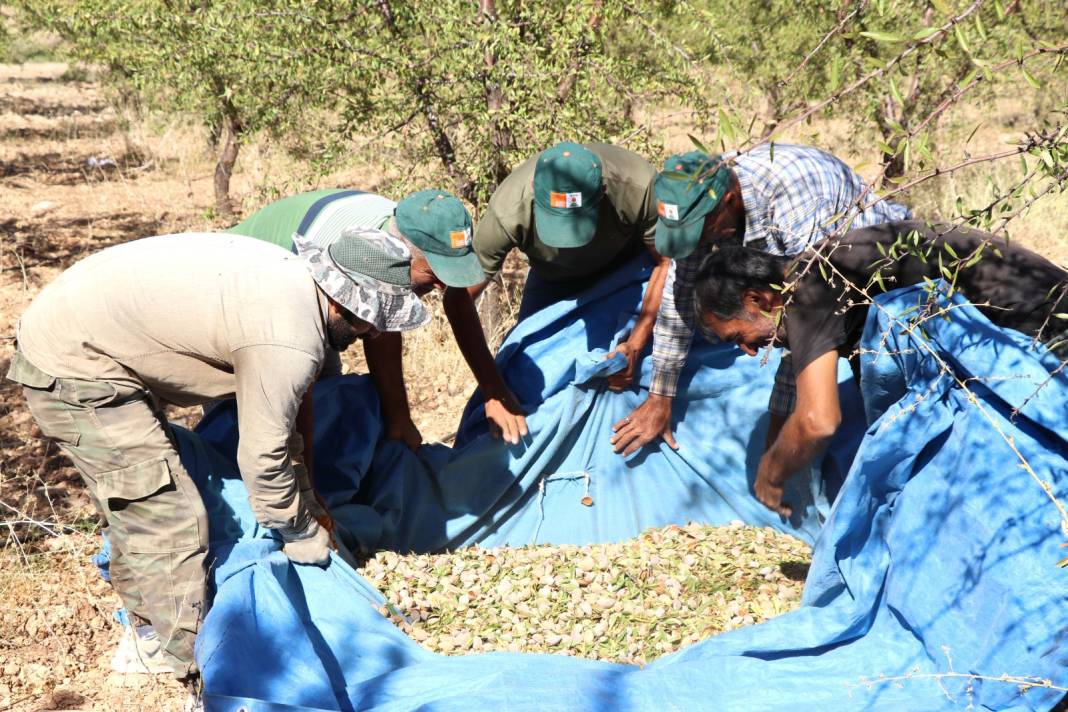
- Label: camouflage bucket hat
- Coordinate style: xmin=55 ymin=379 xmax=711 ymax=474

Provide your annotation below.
xmin=294 ymin=228 xmax=430 ymax=333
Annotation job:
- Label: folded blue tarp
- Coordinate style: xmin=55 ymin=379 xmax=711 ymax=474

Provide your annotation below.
xmin=183 ymin=264 xmax=1067 ymax=711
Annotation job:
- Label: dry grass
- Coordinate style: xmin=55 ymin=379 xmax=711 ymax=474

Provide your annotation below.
xmin=0 ymin=59 xmax=1065 ymax=710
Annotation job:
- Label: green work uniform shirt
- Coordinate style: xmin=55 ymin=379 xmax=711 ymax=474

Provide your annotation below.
xmin=226 ymin=189 xmax=397 ymax=252
xmin=473 ymin=143 xmax=657 ymax=283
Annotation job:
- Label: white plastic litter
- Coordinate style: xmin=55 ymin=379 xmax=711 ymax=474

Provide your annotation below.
xmin=86 ymin=155 xmax=118 ymax=169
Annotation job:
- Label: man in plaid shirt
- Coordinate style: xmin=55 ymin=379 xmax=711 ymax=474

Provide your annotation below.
xmin=610 ymin=143 xmax=911 ymax=456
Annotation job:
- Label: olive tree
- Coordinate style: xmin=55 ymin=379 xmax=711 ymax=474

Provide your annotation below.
xmin=16 ymin=0 xmax=710 ymax=215
xmin=674 ymin=0 xmax=1068 ymax=185
xmin=15 ymin=0 xmax=338 ymax=217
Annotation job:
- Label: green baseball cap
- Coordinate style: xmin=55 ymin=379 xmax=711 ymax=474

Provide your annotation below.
xmin=654 ymin=151 xmax=732 ymax=258
xmin=532 ymin=141 xmax=605 ymax=248
xmin=394 ymin=189 xmax=485 ymax=287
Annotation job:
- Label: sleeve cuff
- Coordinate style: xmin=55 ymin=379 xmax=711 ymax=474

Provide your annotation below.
xmin=649 ymin=365 xmax=681 ymax=398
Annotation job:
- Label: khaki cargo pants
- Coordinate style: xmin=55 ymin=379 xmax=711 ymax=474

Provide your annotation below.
xmin=9 ymin=350 xmax=207 ymax=680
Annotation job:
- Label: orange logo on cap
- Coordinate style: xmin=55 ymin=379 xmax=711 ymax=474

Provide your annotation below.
xmin=549 ymin=191 xmax=583 ymax=208
xmin=449 ymin=229 xmax=471 ymax=248
xmin=657 ymin=201 xmax=680 ymax=220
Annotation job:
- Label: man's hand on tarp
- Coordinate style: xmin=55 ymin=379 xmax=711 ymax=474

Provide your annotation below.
xmin=605 ymin=341 xmax=641 ymax=392
xmin=385 ymin=416 xmax=424 ymax=452
xmin=754 ymin=466 xmax=793 ymax=518
xmin=611 ymin=393 xmax=679 ymax=456
xmin=485 ymin=387 xmax=528 ymax=445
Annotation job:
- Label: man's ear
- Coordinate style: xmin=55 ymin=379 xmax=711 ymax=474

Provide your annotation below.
xmin=323 ymin=296 xmax=342 ymax=322
xmin=722 ymin=172 xmax=743 ymax=209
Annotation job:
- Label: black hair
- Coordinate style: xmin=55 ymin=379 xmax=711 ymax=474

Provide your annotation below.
xmin=693 ymin=245 xmax=787 ymax=322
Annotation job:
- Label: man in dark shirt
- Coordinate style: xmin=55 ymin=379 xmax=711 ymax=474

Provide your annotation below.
xmin=693 ymin=220 xmax=1068 ymax=515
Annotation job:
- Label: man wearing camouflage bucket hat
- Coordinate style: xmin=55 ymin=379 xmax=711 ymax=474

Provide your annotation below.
xmin=611 ymin=143 xmax=912 ymax=456
xmin=5 ymin=228 xmax=425 ymax=690
xmin=226 ymin=187 xmax=526 ymax=446
xmin=470 ymin=141 xmax=673 ymax=393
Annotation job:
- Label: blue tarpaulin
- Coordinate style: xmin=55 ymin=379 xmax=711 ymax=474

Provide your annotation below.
xmin=177 ymin=259 xmax=1066 ymax=711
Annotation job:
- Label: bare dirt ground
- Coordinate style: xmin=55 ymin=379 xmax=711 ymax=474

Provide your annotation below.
xmin=1 ymin=61 xmax=1065 ymax=711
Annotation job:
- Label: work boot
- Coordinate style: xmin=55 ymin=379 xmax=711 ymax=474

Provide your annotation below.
xmin=109 ymin=623 xmax=174 ymax=675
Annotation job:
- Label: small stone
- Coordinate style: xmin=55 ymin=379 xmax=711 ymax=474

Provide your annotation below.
xmin=30 ymin=200 xmax=59 ymax=214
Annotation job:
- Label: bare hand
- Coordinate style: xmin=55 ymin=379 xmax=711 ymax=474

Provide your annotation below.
xmin=754 ymin=464 xmax=792 ymax=517
xmin=485 ymin=388 xmax=528 ymax=445
xmin=611 ymin=393 xmax=678 ymax=456
xmin=605 ymin=341 xmax=641 ymax=392
xmin=385 ymin=417 xmax=423 ymax=452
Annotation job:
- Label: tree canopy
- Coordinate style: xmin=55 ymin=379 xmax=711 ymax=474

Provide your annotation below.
xmin=11 ymin=0 xmax=1068 ymax=232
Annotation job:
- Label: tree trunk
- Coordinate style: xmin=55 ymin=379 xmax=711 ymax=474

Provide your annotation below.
xmin=555 ymin=0 xmax=603 ymax=105
xmin=877 ymin=142 xmax=906 ymax=187
xmin=480 ymin=0 xmax=513 ymax=190
xmin=761 ymin=82 xmax=785 ymax=136
xmin=874 ymin=99 xmax=906 ymax=188
xmin=213 ymin=109 xmax=240 ymax=219
xmin=474 ymin=0 xmax=515 ymax=340
xmin=376 ymin=0 xmax=476 ymax=204
xmin=476 ymin=279 xmax=508 ymax=348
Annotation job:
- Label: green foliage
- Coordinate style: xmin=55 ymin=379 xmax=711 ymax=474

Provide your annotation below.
xmin=15 ymin=1 xmax=323 ymax=138
xmin=8 ymin=0 xmax=1066 ymax=220
xmin=0 ymin=11 xmax=10 ymax=61
xmin=12 ymin=0 xmax=710 ymax=210
xmin=676 ymin=0 xmax=1068 ymax=181
xmin=0 ymin=9 xmax=61 ymax=63
xmin=267 ymin=0 xmax=711 ymax=207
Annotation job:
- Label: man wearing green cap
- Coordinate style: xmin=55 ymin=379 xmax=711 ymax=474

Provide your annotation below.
xmin=227 ymin=188 xmax=528 ymax=446
xmin=5 ymin=228 xmax=427 ymax=688
xmin=471 ymin=141 xmax=671 ymax=390
xmin=610 ymin=143 xmax=911 ymax=456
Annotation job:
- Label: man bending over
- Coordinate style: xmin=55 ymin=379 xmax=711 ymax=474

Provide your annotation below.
xmin=7 ymin=228 xmax=428 ymax=690
xmin=612 ymin=144 xmax=910 ymax=455
xmin=692 ymin=220 xmax=1067 ymax=514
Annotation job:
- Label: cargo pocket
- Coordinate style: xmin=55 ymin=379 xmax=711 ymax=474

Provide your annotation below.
xmin=21 ymin=381 xmax=82 ymax=448
xmin=98 ymin=457 xmax=202 ymax=554
xmin=6 ymin=350 xmax=56 ymax=389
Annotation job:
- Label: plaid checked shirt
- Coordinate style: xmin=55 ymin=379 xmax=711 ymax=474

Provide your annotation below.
xmin=649 ymin=143 xmax=912 ymax=397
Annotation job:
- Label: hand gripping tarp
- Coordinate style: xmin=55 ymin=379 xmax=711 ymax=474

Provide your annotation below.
xmin=185 ymin=272 xmax=1067 ymax=710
